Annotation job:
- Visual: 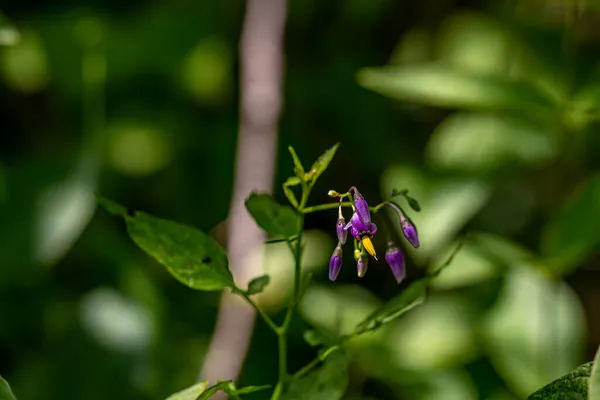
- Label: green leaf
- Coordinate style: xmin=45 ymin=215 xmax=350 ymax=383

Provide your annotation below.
xmin=197 ymin=381 xmax=237 ymax=400
xmin=165 ymin=381 xmax=209 ymax=400
xmin=391 ymin=189 xmax=421 ymax=211
xmin=283 ymin=176 xmax=301 ymax=208
xmin=97 ymin=195 xmax=128 ymax=217
xmin=357 ymin=64 xmax=553 ymax=119
xmin=527 ymin=362 xmax=591 ymax=400
xmin=381 ymin=165 xmax=491 ymax=262
xmin=482 ymin=267 xmax=585 ymax=397
xmin=384 ymin=295 xmax=478 ymax=371
xmin=234 ymin=385 xmax=272 ymax=395
xmin=354 ymin=276 xmax=429 ymax=333
xmin=245 ymin=193 xmax=301 ymax=240
xmin=308 ymin=143 xmax=340 ymax=183
xmin=282 ymin=349 xmax=348 ymax=400
xmin=288 ymin=146 xmax=305 ymax=178
xmin=111 ymin=205 xmax=234 ymax=291
xmin=469 ymin=232 xmax=537 ymax=267
xmin=303 ymin=330 xmax=336 ymax=347
xmin=354 ymin=242 xmax=461 ymax=334
xmin=590 ymin=347 xmax=600 ymax=400
xmin=541 ymin=174 xmax=600 ymax=275
xmin=406 ymin=195 xmax=421 ymax=212
xmin=0 ymin=376 xmax=17 ymax=400
xmin=425 ymin=113 xmax=555 ymax=173
xmin=429 ymin=239 xmax=500 ymax=290
xmin=246 ymin=274 xmax=270 ymax=295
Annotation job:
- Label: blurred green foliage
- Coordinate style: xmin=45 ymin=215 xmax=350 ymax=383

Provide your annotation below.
xmin=3 ymin=0 xmax=600 ymax=399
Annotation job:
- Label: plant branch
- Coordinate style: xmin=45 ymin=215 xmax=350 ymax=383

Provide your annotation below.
xmin=237 ymin=290 xmax=279 ymax=333
xmin=291 ymin=345 xmax=341 ymax=379
xmin=302 ymin=202 xmax=353 ymax=214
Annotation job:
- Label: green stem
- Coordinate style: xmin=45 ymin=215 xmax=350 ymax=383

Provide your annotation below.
xmin=302 ymin=202 xmax=352 ymax=214
xmin=371 ymin=202 xmax=387 ymax=213
xmin=291 ymin=345 xmax=341 ymax=379
xmin=302 ymin=201 xmax=388 ymax=215
xmin=238 ymin=291 xmax=279 ymax=334
xmin=291 ymin=226 xmax=304 ymax=308
xmin=275 ymin=330 xmax=287 ymax=397
xmin=271 ymin=203 xmax=307 ymax=399
xmin=292 ymin=355 xmax=321 ymax=379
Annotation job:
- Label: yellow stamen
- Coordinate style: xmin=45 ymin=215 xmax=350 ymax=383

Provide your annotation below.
xmin=361 ymin=237 xmax=377 ymax=260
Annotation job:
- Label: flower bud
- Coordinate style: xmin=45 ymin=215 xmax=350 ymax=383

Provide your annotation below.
xmin=357 ymin=252 xmax=368 ymax=278
xmin=328 ymin=190 xmax=340 ymax=197
xmin=329 ymin=244 xmax=343 ymax=281
xmin=385 ymin=201 xmax=420 ymax=248
xmin=385 ymin=241 xmax=405 ymax=284
xmin=401 ymin=219 xmax=420 ymax=248
xmin=336 ymin=217 xmax=347 ymax=245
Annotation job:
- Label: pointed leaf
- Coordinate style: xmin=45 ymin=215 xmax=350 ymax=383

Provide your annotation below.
xmin=288 ymin=146 xmax=305 ymax=178
xmin=245 ymin=193 xmax=301 ymax=240
xmin=527 ymin=362 xmax=591 ymax=399
xmin=197 ymin=381 xmax=236 ymax=400
xmin=483 ymin=267 xmax=585 ymax=397
xmin=303 ymin=330 xmax=336 ymax=347
xmin=235 ymin=385 xmax=272 ymax=395
xmin=283 ymin=176 xmax=301 ymax=208
xmin=541 ymin=174 xmax=600 ymax=275
xmin=354 ymin=276 xmax=429 ymax=333
xmin=165 ymin=381 xmax=209 ymax=400
xmin=0 ymin=376 xmax=17 ymax=400
xmin=406 ymin=195 xmax=421 ymax=212
xmin=589 ymin=347 xmax=600 ymax=400
xmin=97 ymin=195 xmax=128 ymax=217
xmin=357 ymin=64 xmax=553 ymax=119
xmin=308 ymin=143 xmax=340 ymax=183
xmin=282 ymin=350 xmax=348 ymax=400
xmin=354 ymin=242 xmax=461 ymax=334
xmin=112 ymin=205 xmax=234 ymax=291
xmin=247 ymin=274 xmax=270 ymax=295
xmin=425 ymin=113 xmax=555 ymax=173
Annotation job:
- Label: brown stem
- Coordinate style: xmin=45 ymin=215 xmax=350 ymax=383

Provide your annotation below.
xmin=199 ymin=0 xmax=287 ymax=390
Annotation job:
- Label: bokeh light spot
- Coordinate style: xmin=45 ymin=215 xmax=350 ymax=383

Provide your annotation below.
xmin=1 ymin=30 xmax=49 ymax=93
xmin=181 ymin=37 xmax=232 ymax=106
xmin=79 ymin=287 xmax=153 ymax=354
xmin=107 ymin=122 xmax=172 ymax=177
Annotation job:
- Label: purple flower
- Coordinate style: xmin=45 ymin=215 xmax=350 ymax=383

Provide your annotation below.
xmin=350 ymin=187 xmax=372 ymax=225
xmin=344 ymin=213 xmax=378 ymax=259
xmin=385 ymin=202 xmax=420 ymax=248
xmin=385 ymin=241 xmax=405 ymax=284
xmin=329 ymin=244 xmax=343 ymax=281
xmin=357 ymin=252 xmax=368 ymax=278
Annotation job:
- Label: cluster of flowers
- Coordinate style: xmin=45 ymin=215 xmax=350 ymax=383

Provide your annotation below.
xmin=328 ymin=187 xmax=419 ymax=283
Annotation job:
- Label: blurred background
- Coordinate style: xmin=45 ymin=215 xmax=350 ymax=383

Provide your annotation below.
xmin=2 ymin=0 xmax=600 ymax=399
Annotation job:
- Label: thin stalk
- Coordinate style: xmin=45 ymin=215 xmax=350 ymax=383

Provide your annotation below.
xmin=270 ymin=197 xmax=307 ymax=400
xmin=302 ymin=201 xmax=389 ymax=215
xmin=238 ymin=291 xmax=279 ymax=334
xmin=291 ymin=345 xmax=341 ymax=379
xmin=275 ymin=331 xmax=287 ymax=396
xmin=292 ymin=355 xmax=321 ymax=379
xmin=302 ymin=202 xmax=352 ymax=214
